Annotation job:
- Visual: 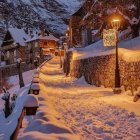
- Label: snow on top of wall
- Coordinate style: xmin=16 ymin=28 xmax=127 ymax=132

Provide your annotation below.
xmin=119 ymin=48 xmax=140 ymax=62
xmin=8 ymin=28 xmax=30 ymax=46
xmin=71 ymin=36 xmax=140 ymax=62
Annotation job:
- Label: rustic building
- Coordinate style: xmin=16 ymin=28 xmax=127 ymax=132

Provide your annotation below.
xmin=68 ymin=0 xmax=132 ymax=48
xmin=1 ymin=28 xmax=30 ymax=65
xmin=68 ymin=0 xmax=93 ymax=47
xmin=25 ymin=32 xmax=58 ymax=64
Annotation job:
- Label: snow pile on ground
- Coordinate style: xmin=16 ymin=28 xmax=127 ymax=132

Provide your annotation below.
xmin=0 ymin=85 xmax=30 ymax=140
xmin=0 ymin=70 xmax=35 ymax=140
xmin=7 ymin=70 xmax=35 ymax=94
xmin=24 ymin=94 xmax=39 ymax=107
xmin=70 ymin=76 xmax=90 ymax=85
xmin=18 ymin=57 xmax=140 ymax=140
xmin=0 ymin=70 xmax=35 ymax=111
xmin=72 ymin=36 xmax=140 ymax=62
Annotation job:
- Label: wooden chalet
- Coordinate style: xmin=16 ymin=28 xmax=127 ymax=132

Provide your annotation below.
xmin=68 ymin=0 xmax=129 ymax=48
xmin=68 ymin=0 xmax=93 ymax=47
xmin=25 ymin=32 xmax=59 ymax=63
xmin=1 ymin=28 xmax=30 ymax=65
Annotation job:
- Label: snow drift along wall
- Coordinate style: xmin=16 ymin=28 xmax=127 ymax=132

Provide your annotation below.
xmin=65 ymin=51 xmax=140 ymax=91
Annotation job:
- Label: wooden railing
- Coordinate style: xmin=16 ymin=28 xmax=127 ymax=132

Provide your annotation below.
xmin=10 ymin=109 xmax=25 ymax=140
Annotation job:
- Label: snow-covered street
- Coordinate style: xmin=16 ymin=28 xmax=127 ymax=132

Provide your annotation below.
xmin=19 ymin=57 xmax=140 ymax=140
xmin=1 ymin=0 xmax=140 ymax=139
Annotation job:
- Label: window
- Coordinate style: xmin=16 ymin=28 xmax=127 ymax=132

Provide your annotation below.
xmin=44 ymin=41 xmax=47 ymax=46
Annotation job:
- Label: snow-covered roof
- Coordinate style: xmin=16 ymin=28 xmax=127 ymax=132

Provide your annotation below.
xmin=8 ymin=28 xmax=30 ymax=46
xmin=32 ymin=78 xmax=39 ymax=83
xmin=31 ymin=83 xmax=40 ymax=90
xmin=25 ymin=34 xmax=59 ymax=42
xmin=24 ymin=95 xmax=39 ymax=107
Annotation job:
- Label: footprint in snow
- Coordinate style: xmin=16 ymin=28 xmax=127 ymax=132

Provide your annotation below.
xmin=105 ymin=121 xmax=115 ymax=127
xmin=92 ymin=126 xmax=104 ymax=133
xmin=85 ymin=119 xmax=93 ymax=125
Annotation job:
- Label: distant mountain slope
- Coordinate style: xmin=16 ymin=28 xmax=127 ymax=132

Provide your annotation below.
xmin=0 ymin=0 xmax=84 ymax=44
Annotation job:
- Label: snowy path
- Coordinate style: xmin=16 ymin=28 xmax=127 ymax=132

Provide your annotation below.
xmin=19 ymin=57 xmax=140 ymax=140
xmin=52 ymin=93 xmax=140 ymax=140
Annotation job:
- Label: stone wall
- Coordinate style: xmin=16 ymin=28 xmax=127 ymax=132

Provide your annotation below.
xmin=64 ymin=51 xmax=140 ymax=91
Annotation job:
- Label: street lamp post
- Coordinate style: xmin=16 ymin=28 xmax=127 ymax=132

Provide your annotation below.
xmin=63 ymin=42 xmax=68 ymax=60
xmin=16 ymin=58 xmax=25 ymax=88
xmin=59 ymin=46 xmax=62 ymax=68
xmin=111 ymin=19 xmax=121 ymax=94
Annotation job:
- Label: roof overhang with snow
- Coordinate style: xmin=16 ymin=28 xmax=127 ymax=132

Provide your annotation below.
xmin=1 ymin=28 xmax=30 ymax=48
xmin=6 ymin=28 xmax=30 ymax=47
xmin=25 ymin=34 xmax=59 ymax=43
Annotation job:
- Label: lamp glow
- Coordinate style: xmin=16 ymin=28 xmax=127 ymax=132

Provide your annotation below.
xmin=111 ymin=19 xmax=121 ymax=30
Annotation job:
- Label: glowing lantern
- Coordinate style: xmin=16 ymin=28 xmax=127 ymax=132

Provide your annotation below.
xmin=111 ymin=19 xmax=121 ymax=30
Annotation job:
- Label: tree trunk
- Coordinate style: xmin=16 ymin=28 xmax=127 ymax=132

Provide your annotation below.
xmin=17 ymin=63 xmax=25 ymax=88
xmin=131 ymin=24 xmax=139 ymax=38
xmin=5 ymin=97 xmax=10 ymax=118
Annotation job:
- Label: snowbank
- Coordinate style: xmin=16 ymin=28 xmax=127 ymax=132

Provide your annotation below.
xmin=0 ymin=86 xmax=30 ymax=140
xmin=18 ymin=58 xmax=140 ymax=140
xmin=71 ymin=36 xmax=140 ymax=62
xmin=0 ymin=69 xmax=35 ymax=140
